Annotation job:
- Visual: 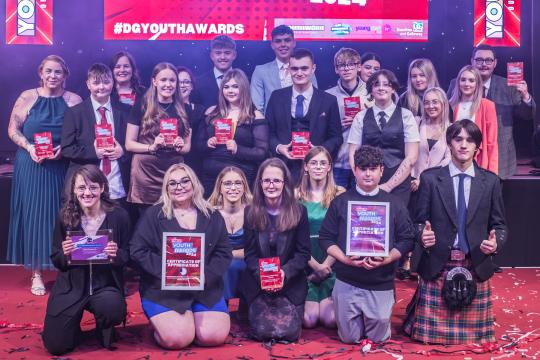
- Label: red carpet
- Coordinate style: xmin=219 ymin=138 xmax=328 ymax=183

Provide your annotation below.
xmin=1 ymin=266 xmax=539 ymax=359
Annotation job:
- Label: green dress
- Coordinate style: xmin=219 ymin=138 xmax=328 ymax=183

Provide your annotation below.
xmin=303 ymin=201 xmax=336 ymax=302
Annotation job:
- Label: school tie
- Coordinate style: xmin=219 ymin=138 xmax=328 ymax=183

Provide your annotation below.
xmin=483 ymin=86 xmax=488 ymax=98
xmin=457 ymin=173 xmax=470 ymax=254
xmin=98 ymin=107 xmax=111 ymax=176
xmin=378 ymin=111 xmax=387 ymax=129
xmin=295 ymin=94 xmax=305 ymax=119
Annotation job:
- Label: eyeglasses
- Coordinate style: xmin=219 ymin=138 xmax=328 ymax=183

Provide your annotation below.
xmin=222 ymin=180 xmax=244 ymax=189
xmin=336 ymin=62 xmax=360 ymax=70
xmin=261 ymin=178 xmax=284 ymax=187
xmin=473 ymin=57 xmax=495 ymax=65
xmin=75 ymin=185 xmax=101 ymax=193
xmin=167 ymin=178 xmax=192 ymax=189
xmin=423 ymin=99 xmax=441 ymax=106
xmin=178 ymin=80 xmax=192 ymax=86
xmin=307 ymin=160 xmax=330 ymax=168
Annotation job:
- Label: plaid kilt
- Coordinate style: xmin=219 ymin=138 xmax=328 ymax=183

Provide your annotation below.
xmin=403 ymin=258 xmax=495 ymax=344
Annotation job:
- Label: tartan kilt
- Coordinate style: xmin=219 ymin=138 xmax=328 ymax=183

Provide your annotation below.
xmin=403 ymin=258 xmax=495 ymax=344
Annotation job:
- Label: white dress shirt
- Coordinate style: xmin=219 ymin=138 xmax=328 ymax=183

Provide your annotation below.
xmin=356 ymin=185 xmax=380 ymax=196
xmin=213 ymin=67 xmax=226 ymax=87
xmin=276 ymin=58 xmax=293 ymax=88
xmin=91 ymin=97 xmax=126 ymax=199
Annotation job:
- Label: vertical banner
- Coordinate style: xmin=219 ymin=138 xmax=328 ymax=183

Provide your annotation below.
xmin=5 ymin=0 xmax=54 ymax=45
xmin=474 ymin=0 xmax=521 ymax=47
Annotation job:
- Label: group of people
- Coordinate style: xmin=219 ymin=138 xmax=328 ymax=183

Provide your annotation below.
xmin=5 ymin=25 xmax=535 ymax=355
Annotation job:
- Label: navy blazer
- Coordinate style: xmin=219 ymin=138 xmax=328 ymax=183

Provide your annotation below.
xmin=61 ymin=98 xmax=131 ymax=192
xmin=413 ymin=164 xmax=507 ymax=281
xmin=191 ymin=71 xmax=220 ymax=109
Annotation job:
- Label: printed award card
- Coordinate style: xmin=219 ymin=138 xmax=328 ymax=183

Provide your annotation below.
xmin=160 ymin=118 xmax=178 ymax=146
xmin=291 ymin=131 xmax=310 ymax=158
xmin=67 ymin=229 xmax=113 ymax=265
xmin=34 ymin=132 xmax=54 ymax=159
xmin=346 ymin=201 xmax=390 ymax=257
xmin=259 ymin=257 xmax=282 ymax=290
xmin=161 ymin=232 xmax=205 ymax=290
xmin=215 ymin=118 xmax=233 ymax=144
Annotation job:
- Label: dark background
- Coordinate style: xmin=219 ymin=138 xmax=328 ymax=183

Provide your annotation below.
xmin=0 ymin=0 xmax=538 ymax=155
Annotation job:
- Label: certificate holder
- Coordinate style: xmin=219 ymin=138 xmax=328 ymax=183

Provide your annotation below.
xmin=67 ymin=229 xmax=113 ymax=265
xmin=161 ymin=232 xmax=205 ymax=290
xmin=346 ymin=201 xmax=390 ymax=257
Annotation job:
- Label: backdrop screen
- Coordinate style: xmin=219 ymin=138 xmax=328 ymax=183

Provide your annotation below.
xmin=104 ymin=0 xmax=429 ymax=42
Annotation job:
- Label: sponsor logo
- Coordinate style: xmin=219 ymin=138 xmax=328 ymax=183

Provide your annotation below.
xmin=331 ymin=23 xmax=352 ymax=35
xmin=412 ymin=21 xmax=424 ymax=32
xmin=383 ymin=24 xmax=392 ymax=32
xmin=17 ymin=0 xmax=36 ymax=36
xmin=485 ymin=0 xmax=503 ymax=38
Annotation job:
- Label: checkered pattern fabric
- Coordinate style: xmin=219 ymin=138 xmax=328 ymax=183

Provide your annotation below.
xmin=403 ymin=258 xmax=495 ymax=344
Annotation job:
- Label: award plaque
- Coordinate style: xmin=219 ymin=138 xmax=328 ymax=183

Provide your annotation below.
xmin=291 ymin=131 xmax=310 ymax=158
xmin=259 ymin=257 xmax=282 ymax=290
xmin=95 ymin=124 xmax=114 ymax=149
xmin=507 ymin=62 xmax=524 ymax=86
xmin=162 ymin=232 xmax=205 ymax=290
xmin=346 ymin=201 xmax=390 ymax=257
xmin=33 ymin=132 xmax=54 ymax=159
xmin=214 ymin=118 xmax=233 ymax=144
xmin=344 ymin=96 xmax=362 ymax=118
xmin=68 ymin=229 xmax=113 ymax=264
xmin=160 ymin=118 xmax=178 ymax=146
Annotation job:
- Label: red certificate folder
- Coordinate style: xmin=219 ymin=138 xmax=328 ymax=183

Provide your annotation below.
xmin=507 ymin=62 xmax=524 ymax=86
xmin=259 ymin=257 xmax=282 ymax=290
xmin=291 ymin=131 xmax=310 ymax=158
xmin=95 ymin=124 xmax=114 ymax=149
xmin=118 ymin=93 xmax=136 ymax=106
xmin=33 ymin=132 xmax=54 ymax=159
xmin=162 ymin=232 xmax=205 ymax=290
xmin=344 ymin=97 xmax=362 ymax=117
xmin=215 ymin=118 xmax=233 ymax=144
xmin=160 ymin=118 xmax=178 ymax=146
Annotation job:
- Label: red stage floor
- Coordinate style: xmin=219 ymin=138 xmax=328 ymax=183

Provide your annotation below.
xmin=1 ymin=266 xmax=539 ymax=359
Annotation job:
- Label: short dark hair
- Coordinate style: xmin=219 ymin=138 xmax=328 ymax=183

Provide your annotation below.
xmin=366 ymin=69 xmax=400 ymax=93
xmin=472 ymin=44 xmax=496 ymax=59
xmin=176 ymin=65 xmax=196 ymax=89
xmin=291 ymin=48 xmax=314 ymax=63
xmin=361 ymin=52 xmax=382 ymax=65
xmin=354 ymin=145 xmax=384 ymax=168
xmin=87 ymin=63 xmax=112 ymax=81
xmin=271 ymin=25 xmax=294 ymax=39
xmin=446 ymin=119 xmax=483 ymax=149
xmin=210 ymin=35 xmax=236 ymax=51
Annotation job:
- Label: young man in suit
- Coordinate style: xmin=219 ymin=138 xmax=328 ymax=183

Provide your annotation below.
xmin=61 ymin=63 xmax=131 ymax=207
xmin=404 ymin=119 xmax=507 ymax=344
xmin=448 ymin=45 xmax=536 ymax=180
xmin=191 ymin=35 xmax=237 ymax=108
xmin=318 ymin=145 xmax=416 ymax=345
xmin=267 ymin=48 xmax=342 ymax=181
xmin=250 ymin=25 xmax=318 ymax=114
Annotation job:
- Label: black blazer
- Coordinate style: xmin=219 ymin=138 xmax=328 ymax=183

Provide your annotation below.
xmin=61 ymin=98 xmax=131 ymax=192
xmin=241 ymin=205 xmax=311 ymax=306
xmin=129 ymin=205 xmax=232 ymax=314
xmin=413 ymin=164 xmax=507 ymax=281
xmin=266 ymin=86 xmax=342 ymax=170
xmin=46 ymin=207 xmax=131 ymax=317
xmin=191 ymin=71 xmax=219 ymax=109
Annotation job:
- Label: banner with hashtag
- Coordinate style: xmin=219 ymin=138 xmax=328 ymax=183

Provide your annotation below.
xmin=5 ymin=0 xmax=54 ymax=45
xmin=104 ymin=0 xmax=429 ymax=42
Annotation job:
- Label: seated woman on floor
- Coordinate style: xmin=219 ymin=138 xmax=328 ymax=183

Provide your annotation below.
xmin=42 ymin=164 xmax=131 ymax=355
xmin=130 ymin=163 xmax=232 ymax=349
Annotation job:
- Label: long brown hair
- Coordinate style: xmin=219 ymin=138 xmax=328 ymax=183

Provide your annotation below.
xmin=296 ymin=146 xmax=342 ymax=208
xmin=248 ymin=158 xmax=302 ymax=232
xmin=207 ymin=166 xmax=253 ymax=208
xmin=60 ymin=165 xmax=115 ymax=229
xmin=449 ymin=65 xmax=483 ymax=117
xmin=206 ymin=69 xmax=257 ymax=126
xmin=139 ymin=62 xmax=189 ymax=141
xmin=110 ymin=51 xmax=143 ymax=91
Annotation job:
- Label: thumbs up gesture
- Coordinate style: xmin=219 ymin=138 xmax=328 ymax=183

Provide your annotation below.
xmin=480 ymin=229 xmax=498 ymax=255
xmin=421 ymin=221 xmax=436 ymax=248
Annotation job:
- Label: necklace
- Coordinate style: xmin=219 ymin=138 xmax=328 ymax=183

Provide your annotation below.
xmin=160 ymin=102 xmax=173 ymax=112
xmin=220 ymin=209 xmax=243 ymax=233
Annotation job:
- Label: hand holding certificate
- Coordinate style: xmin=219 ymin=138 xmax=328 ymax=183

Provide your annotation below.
xmin=259 ymin=257 xmax=283 ymax=291
xmin=34 ymin=132 xmax=54 ymax=160
xmin=67 ymin=229 xmax=114 ymax=264
xmin=346 ymin=201 xmax=390 ymax=257
xmin=291 ymin=131 xmax=310 ymax=159
xmin=162 ymin=233 xmax=205 ymax=290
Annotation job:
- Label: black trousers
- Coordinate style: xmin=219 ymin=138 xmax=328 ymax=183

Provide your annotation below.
xmin=42 ymin=286 xmax=126 ymax=356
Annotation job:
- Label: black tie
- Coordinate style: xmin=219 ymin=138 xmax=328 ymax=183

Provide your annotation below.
xmin=378 ymin=111 xmax=387 ymax=129
xmin=295 ymin=95 xmax=305 ymax=119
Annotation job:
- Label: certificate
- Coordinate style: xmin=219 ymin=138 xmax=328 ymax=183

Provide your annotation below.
xmin=68 ymin=229 xmax=113 ymax=264
xmin=346 ymin=201 xmax=390 ymax=257
xmin=162 ymin=232 xmax=205 ymax=291
xmin=259 ymin=257 xmax=282 ymax=290
xmin=34 ymin=131 xmax=54 ymax=159
xmin=160 ymin=118 xmax=178 ymax=146
xmin=214 ymin=118 xmax=233 ymax=144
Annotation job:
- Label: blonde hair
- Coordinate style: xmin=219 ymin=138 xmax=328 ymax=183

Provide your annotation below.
xmin=296 ymin=146 xmax=342 ymax=208
xmin=207 ymin=68 xmax=256 ymax=127
xmin=38 ymin=55 xmax=70 ymax=88
xmin=404 ymin=58 xmax=440 ymax=115
xmin=208 ymin=166 xmax=253 ymax=207
xmin=333 ymin=47 xmax=361 ymax=67
xmin=421 ymin=87 xmax=451 ymax=134
xmin=158 ymin=163 xmax=213 ymax=219
xmin=140 ymin=62 xmax=189 ymax=142
xmin=449 ymin=65 xmax=483 ymax=117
